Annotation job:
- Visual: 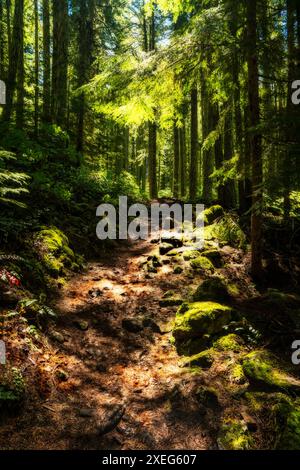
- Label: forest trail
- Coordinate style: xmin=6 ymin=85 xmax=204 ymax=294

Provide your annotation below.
xmin=3 ymin=234 xmax=217 ymax=450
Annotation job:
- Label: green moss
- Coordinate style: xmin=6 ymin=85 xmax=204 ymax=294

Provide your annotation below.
xmin=244 ymin=392 xmax=300 ymax=449
xmin=274 ymin=400 xmax=300 ymax=450
xmin=173 ymin=266 xmax=183 ymax=274
xmin=36 ymin=227 xmax=76 ymax=278
xmin=218 ymin=419 xmax=254 ymax=450
xmin=173 ymin=301 xmax=233 ymax=342
xmin=204 ymin=215 xmax=246 ymax=249
xmin=230 ymin=364 xmax=248 ymax=384
xmin=180 ymin=349 xmax=214 ymax=369
xmin=201 ymin=249 xmax=223 ymax=267
xmin=214 ymin=334 xmax=244 ymax=353
xmin=198 ymin=205 xmax=224 ymax=225
xmin=159 ymin=243 xmax=174 ymax=255
xmin=176 ymin=336 xmax=211 ymax=356
xmin=193 ymin=277 xmax=230 ymax=302
xmin=183 ymin=250 xmax=201 ymax=261
xmin=227 ymin=283 xmax=240 ymax=297
xmin=0 ymin=367 xmax=25 ymax=409
xmin=242 ymin=350 xmax=300 ymax=391
xmin=190 ymin=256 xmax=214 ymax=272
xmin=196 ymin=386 xmax=219 ymax=407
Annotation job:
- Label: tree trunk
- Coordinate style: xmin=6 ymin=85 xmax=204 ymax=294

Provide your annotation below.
xmin=34 ymin=0 xmax=39 ymax=136
xmin=51 ymin=0 xmax=68 ymax=127
xmin=246 ymin=0 xmax=263 ymax=280
xmin=3 ymin=0 xmax=24 ymax=125
xmin=147 ymin=6 xmax=157 ymax=199
xmin=148 ymin=121 xmax=157 ymax=198
xmin=189 ymin=87 xmax=198 ymax=200
xmin=179 ymin=122 xmax=186 ymax=198
xmin=42 ymin=0 xmax=51 ymax=122
xmin=173 ymin=123 xmax=180 ymax=198
xmin=284 ymin=0 xmax=296 ymax=221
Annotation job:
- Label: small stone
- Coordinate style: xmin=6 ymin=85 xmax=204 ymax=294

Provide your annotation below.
xmin=74 ymin=320 xmax=89 ymax=331
xmin=174 ymin=266 xmax=183 ymax=274
xmin=55 ymin=369 xmax=69 ymax=382
xmin=159 ymin=243 xmax=174 ymax=255
xmin=122 ymin=318 xmax=144 ymax=333
xmin=78 ymin=408 xmax=94 ymax=418
xmin=50 ymin=330 xmax=65 ymax=343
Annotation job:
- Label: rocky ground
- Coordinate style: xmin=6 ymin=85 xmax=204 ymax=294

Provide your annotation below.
xmin=1 ymin=206 xmax=300 ymax=450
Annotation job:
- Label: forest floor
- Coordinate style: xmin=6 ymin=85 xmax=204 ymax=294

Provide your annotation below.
xmin=1 ymin=234 xmax=215 ymax=449
xmin=1 ymin=217 xmax=300 ymax=450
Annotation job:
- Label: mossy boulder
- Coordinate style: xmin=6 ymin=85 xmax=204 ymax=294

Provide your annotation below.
xmin=159 ymin=291 xmax=183 ymax=307
xmin=201 ymin=249 xmax=223 ymax=267
xmin=173 ymin=302 xmax=233 ymax=342
xmin=183 ymin=250 xmax=201 ymax=261
xmin=35 ymin=227 xmax=76 ymax=278
xmin=242 ymin=350 xmax=300 ymax=391
xmin=180 ymin=349 xmax=214 ymax=369
xmin=193 ymin=277 xmax=230 ymax=302
xmin=230 ymin=363 xmax=248 ymax=385
xmin=213 ymin=334 xmax=244 ymax=353
xmin=204 ymin=215 xmax=246 ymax=249
xmin=198 ymin=205 xmax=224 ymax=225
xmin=173 ymin=266 xmax=183 ymax=275
xmin=190 ymin=256 xmax=214 ymax=273
xmin=159 ymin=243 xmax=174 ymax=255
xmin=246 ymin=392 xmax=300 ymax=450
xmin=196 ymin=386 xmax=219 ymax=407
xmin=218 ymin=418 xmax=254 ymax=450
xmin=274 ymin=399 xmax=300 ymax=450
xmin=0 ymin=367 xmax=25 ymax=410
xmin=161 ymin=235 xmax=183 ymax=248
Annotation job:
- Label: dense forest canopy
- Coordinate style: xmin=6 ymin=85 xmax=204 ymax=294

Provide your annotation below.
xmin=0 ymin=0 xmax=299 ymax=272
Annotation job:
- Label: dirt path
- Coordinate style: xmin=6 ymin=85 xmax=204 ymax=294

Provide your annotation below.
xmin=2 ymin=236 xmax=219 ymax=450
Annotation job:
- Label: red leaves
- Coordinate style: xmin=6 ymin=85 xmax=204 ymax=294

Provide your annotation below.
xmin=0 ymin=269 xmax=21 ymax=287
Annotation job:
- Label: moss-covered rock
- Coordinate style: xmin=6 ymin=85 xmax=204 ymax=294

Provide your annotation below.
xmin=193 ymin=277 xmax=230 ymax=302
xmin=201 ymin=249 xmax=223 ymax=267
xmin=173 ymin=266 xmax=183 ymax=275
xmin=173 ymin=302 xmax=233 ymax=342
xmin=196 ymin=386 xmax=219 ymax=407
xmin=35 ymin=227 xmax=76 ymax=278
xmin=274 ymin=399 xmax=300 ymax=450
xmin=218 ymin=418 xmax=254 ymax=450
xmin=180 ymin=349 xmax=214 ymax=369
xmin=0 ymin=367 xmax=25 ymax=410
xmin=213 ymin=334 xmax=244 ymax=353
xmin=245 ymin=392 xmax=300 ymax=449
xmin=230 ymin=363 xmax=248 ymax=384
xmin=242 ymin=350 xmax=300 ymax=391
xmin=204 ymin=215 xmax=247 ymax=249
xmin=198 ymin=205 xmax=224 ymax=225
xmin=159 ymin=243 xmax=174 ymax=255
xmin=161 ymin=235 xmax=183 ymax=248
xmin=183 ymin=250 xmax=201 ymax=261
xmin=190 ymin=256 xmax=214 ymax=273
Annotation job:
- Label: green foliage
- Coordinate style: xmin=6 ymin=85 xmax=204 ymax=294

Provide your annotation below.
xmin=0 ymin=150 xmax=29 ymax=207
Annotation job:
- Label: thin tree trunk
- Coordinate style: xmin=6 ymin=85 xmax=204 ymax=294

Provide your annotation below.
xmin=3 ymin=0 xmax=24 ymax=125
xmin=34 ymin=0 xmax=39 ymax=136
xmin=179 ymin=122 xmax=186 ymax=198
xmin=246 ymin=0 xmax=263 ymax=279
xmin=189 ymin=87 xmax=198 ymax=200
xmin=42 ymin=0 xmax=51 ymax=122
xmin=52 ymin=0 xmax=68 ymax=127
xmin=173 ymin=123 xmax=180 ymax=198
